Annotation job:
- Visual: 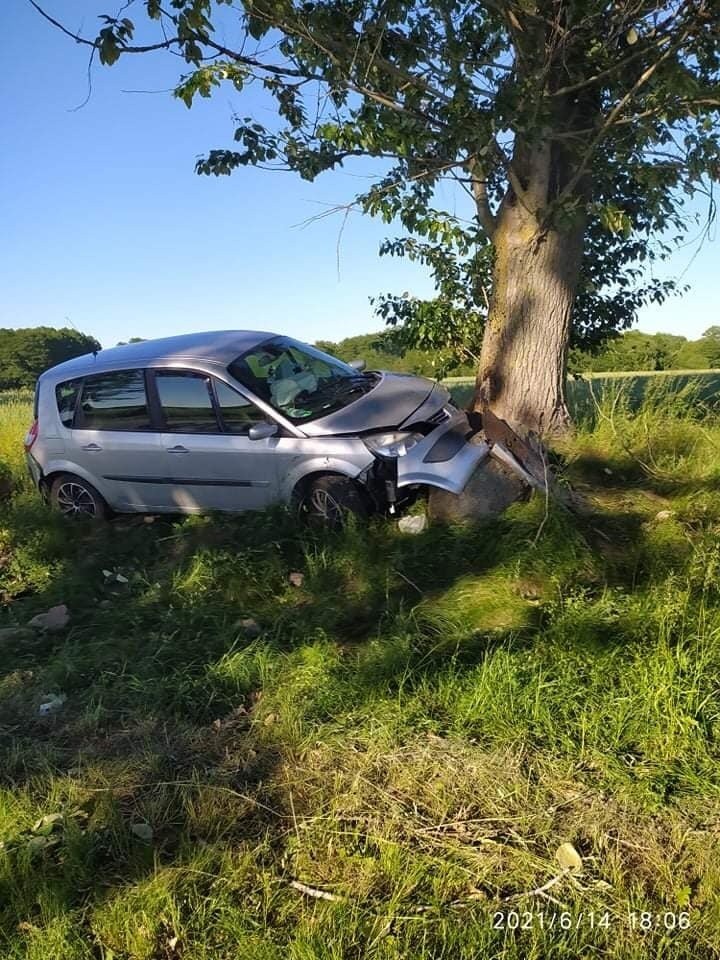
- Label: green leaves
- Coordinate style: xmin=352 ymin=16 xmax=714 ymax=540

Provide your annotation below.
xmin=597 ymin=203 xmax=634 ymax=238
xmin=175 ymin=63 xmax=246 ymax=109
xmin=77 ymin=0 xmax=720 ymax=365
xmin=96 ymin=15 xmax=135 ymax=65
xmin=97 ymin=27 xmax=121 ymax=66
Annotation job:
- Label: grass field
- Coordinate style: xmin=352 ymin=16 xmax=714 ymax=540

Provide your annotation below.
xmin=2 ymin=379 xmax=720 ymax=958
xmin=445 ymin=370 xmax=720 ymax=419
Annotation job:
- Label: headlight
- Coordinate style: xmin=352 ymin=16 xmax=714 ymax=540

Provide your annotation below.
xmin=363 ymin=431 xmax=422 ymax=458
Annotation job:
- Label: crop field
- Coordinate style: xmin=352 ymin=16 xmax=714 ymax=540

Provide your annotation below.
xmin=2 ymin=378 xmax=720 ymax=958
xmin=445 ymin=370 xmax=720 ymax=419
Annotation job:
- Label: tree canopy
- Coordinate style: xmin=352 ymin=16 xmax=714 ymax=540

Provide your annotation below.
xmin=33 ymin=0 xmax=719 ymax=334
xmin=30 ymin=0 xmax=720 ymax=432
xmin=0 ymin=327 xmax=101 ymax=390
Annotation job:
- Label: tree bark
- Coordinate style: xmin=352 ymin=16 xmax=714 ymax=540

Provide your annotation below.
xmin=472 ymin=193 xmax=585 ymax=438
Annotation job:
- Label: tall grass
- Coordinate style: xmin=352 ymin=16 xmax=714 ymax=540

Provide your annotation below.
xmin=0 ymin=394 xmax=32 ymax=492
xmin=447 ymin=370 xmax=720 ymax=421
xmin=1 ymin=387 xmax=720 ymax=957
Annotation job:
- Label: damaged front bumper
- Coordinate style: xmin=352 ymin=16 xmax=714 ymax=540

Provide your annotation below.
xmin=396 ymin=408 xmax=490 ymax=496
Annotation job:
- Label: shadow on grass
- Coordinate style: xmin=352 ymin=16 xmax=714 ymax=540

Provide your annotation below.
xmin=0 ymin=470 xmax=716 ymax=955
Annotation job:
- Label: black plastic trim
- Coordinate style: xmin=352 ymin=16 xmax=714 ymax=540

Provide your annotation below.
xmin=102 ymin=475 xmax=269 ymax=487
xmin=422 ymin=423 xmax=472 ymax=464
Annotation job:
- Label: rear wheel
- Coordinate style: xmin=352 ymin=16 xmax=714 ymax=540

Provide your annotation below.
xmin=49 ymin=473 xmax=108 ymax=521
xmin=300 ymin=475 xmax=369 ymax=529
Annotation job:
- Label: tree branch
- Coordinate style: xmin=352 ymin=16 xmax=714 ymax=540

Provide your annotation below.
xmin=557 ymin=31 xmax=688 ymax=204
xmin=28 ymin=0 xmax=448 ymax=129
xmin=548 ymin=1 xmax=693 ymax=99
xmin=467 ymin=159 xmax=498 ymax=238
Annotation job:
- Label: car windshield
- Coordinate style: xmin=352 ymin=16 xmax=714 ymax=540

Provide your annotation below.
xmin=228 ymin=336 xmax=376 ymax=423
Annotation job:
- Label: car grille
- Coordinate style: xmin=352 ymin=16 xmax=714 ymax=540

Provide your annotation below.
xmin=427 ymin=408 xmax=451 ymax=425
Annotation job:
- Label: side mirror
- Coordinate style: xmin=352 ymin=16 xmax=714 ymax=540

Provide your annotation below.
xmin=349 ymin=358 xmax=366 ymax=372
xmin=248 ymin=421 xmax=279 ymax=441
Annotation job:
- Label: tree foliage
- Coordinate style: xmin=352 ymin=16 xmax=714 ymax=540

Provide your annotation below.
xmin=0 ymin=327 xmax=101 ymax=390
xmin=315 ymin=330 xmax=475 ymax=376
xmin=31 ymin=0 xmax=720 ymax=359
xmin=321 ymin=328 xmax=720 ymax=376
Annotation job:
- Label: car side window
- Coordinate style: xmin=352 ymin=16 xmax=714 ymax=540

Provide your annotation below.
xmin=214 ymin=379 xmax=269 ymax=435
xmin=77 ymin=370 xmax=152 ymax=431
xmin=155 ymin=371 xmax=220 ymax=433
xmin=55 ymin=379 xmax=82 ymax=427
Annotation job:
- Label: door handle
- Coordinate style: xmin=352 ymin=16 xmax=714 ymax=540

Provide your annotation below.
xmin=82 ymin=443 xmax=102 ymax=451
xmin=167 ymin=445 xmax=189 ymax=453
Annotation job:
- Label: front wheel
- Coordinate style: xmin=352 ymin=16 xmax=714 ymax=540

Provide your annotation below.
xmin=49 ymin=473 xmax=108 ymax=521
xmin=300 ymin=475 xmax=369 ymax=529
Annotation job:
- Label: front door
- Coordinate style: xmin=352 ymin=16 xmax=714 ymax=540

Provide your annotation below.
xmin=152 ymin=369 xmax=288 ymax=512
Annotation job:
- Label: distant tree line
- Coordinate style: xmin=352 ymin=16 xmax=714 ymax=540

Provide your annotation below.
xmin=0 ymin=328 xmax=101 ymax=390
xmin=568 ymin=327 xmax=720 ymax=374
xmin=320 ymin=328 xmax=720 ymax=378
xmin=1 ymin=326 xmax=718 ymax=394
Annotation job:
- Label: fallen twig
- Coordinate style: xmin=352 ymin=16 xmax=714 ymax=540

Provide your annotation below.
xmin=289 ymin=880 xmax=347 ymax=902
xmin=503 ymin=868 xmax=570 ymax=903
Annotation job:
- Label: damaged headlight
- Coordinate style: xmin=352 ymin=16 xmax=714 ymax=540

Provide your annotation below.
xmin=363 ymin=431 xmax=423 ymax=458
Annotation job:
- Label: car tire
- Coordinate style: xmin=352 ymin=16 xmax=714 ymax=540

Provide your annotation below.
xmin=301 ymin=475 xmax=369 ymax=529
xmin=49 ymin=473 xmax=108 ymax=521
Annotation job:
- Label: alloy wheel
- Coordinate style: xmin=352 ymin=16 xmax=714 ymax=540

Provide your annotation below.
xmin=308 ymin=487 xmax=344 ymax=524
xmin=56 ymin=481 xmax=97 ymax=518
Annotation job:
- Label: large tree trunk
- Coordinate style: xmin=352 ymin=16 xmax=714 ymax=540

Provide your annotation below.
xmin=472 ymin=194 xmax=585 ymax=438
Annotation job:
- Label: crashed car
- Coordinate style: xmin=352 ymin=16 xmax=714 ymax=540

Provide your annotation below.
xmin=24 ymin=330 xmax=494 ymax=524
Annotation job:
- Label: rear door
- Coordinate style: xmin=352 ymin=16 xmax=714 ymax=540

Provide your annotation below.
xmin=69 ymin=369 xmax=173 ymax=510
xmin=152 ymin=369 xmax=288 ymax=512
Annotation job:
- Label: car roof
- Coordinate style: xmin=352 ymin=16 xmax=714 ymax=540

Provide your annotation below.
xmin=39 ymin=330 xmax=278 ymax=383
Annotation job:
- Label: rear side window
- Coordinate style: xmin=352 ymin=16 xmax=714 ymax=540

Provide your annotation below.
xmin=155 ymin=371 xmax=219 ymax=433
xmin=55 ymin=379 xmax=82 ymax=427
xmin=214 ymin=380 xmax=267 ymax=434
xmin=77 ymin=370 xmax=151 ymax=431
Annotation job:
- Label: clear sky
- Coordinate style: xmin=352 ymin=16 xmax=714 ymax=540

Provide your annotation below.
xmin=2 ymin=1 xmax=717 ymax=349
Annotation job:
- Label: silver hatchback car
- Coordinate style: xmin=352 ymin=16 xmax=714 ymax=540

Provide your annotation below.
xmin=24 ymin=331 xmax=489 ymax=523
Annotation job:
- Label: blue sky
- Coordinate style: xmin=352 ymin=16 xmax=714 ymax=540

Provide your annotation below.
xmin=2 ymin=1 xmax=717 ymax=349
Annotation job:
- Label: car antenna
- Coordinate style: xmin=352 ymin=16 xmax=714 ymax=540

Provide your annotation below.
xmin=65 ymin=313 xmax=99 ymax=359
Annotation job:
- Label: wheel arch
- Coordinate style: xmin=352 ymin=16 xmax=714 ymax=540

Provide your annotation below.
xmin=41 ymin=463 xmax=105 ymax=496
xmin=47 ymin=471 xmax=109 ymax=519
xmin=291 ymin=468 xmax=366 ymax=506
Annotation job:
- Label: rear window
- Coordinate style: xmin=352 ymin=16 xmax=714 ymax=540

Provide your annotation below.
xmin=55 ymin=379 xmax=82 ymax=427
xmin=77 ymin=370 xmax=152 ymax=431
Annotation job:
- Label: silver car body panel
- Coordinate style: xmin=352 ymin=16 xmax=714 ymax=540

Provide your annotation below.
xmin=396 ymin=408 xmax=491 ymax=495
xmin=30 ymin=330 xmax=484 ymax=514
xmin=398 ymin=381 xmax=452 ymax=429
xmin=301 ymin=370 xmax=442 ymax=437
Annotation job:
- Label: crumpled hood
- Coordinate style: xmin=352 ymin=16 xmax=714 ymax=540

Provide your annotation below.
xmin=299 ymin=372 xmax=449 ymax=437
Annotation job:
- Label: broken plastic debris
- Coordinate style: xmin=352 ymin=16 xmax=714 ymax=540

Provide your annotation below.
xmin=555 ymin=842 xmax=583 ymax=871
xmin=32 ymin=813 xmax=64 ymax=835
xmin=38 ymin=694 xmax=66 ymax=717
xmin=398 ymin=515 xmax=428 ymax=534
xmin=27 ymin=605 xmax=69 ymax=633
xmin=130 ymin=822 xmax=153 ymax=841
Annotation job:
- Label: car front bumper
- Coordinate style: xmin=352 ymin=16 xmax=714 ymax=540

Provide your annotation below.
xmin=396 ymin=408 xmax=490 ymax=496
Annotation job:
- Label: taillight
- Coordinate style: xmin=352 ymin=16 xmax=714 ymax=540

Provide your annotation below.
xmin=24 ymin=420 xmax=38 ymax=452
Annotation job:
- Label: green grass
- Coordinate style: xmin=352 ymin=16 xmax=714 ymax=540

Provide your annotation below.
xmin=0 ymin=395 xmax=32 ymax=479
xmin=2 ymin=384 xmax=720 ymax=957
xmin=446 ymin=370 xmax=720 ymax=421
